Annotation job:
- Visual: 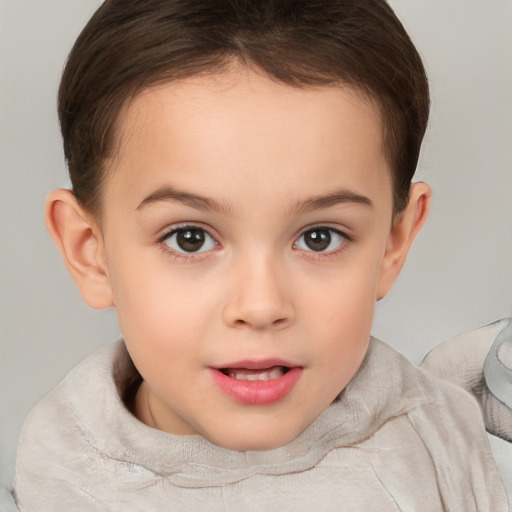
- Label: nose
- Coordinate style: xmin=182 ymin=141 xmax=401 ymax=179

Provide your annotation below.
xmin=222 ymin=255 xmax=294 ymax=330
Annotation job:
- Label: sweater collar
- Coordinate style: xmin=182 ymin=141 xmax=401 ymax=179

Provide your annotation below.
xmin=65 ymin=337 xmax=428 ymax=487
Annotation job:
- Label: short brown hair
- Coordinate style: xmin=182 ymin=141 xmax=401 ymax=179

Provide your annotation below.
xmin=59 ymin=0 xmax=429 ymax=217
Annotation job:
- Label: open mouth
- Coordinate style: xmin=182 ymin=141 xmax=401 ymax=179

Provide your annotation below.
xmin=210 ymin=363 xmax=302 ymax=405
xmin=220 ymin=366 xmax=290 ymax=381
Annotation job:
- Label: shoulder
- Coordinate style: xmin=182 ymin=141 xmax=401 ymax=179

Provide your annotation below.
xmin=17 ymin=340 xmax=122 ymax=444
xmin=339 ymin=337 xmax=494 ymax=461
xmin=14 ymin=341 xmax=125 ymax=512
xmin=370 ymin=339 xmax=508 ymax=508
xmin=353 ymin=339 xmax=509 ymax=510
xmin=366 ymin=337 xmax=487 ymax=435
xmin=355 ymin=337 xmax=485 ymax=418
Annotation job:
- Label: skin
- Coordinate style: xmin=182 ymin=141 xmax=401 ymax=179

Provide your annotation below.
xmin=46 ymin=67 xmax=430 ymax=451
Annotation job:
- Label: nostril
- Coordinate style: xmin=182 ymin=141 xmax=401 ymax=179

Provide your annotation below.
xmin=222 ymin=289 xmax=294 ymax=329
xmin=230 ymin=316 xmax=289 ymax=330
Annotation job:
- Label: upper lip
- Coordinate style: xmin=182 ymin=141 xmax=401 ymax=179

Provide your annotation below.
xmin=211 ymin=358 xmax=301 ymax=370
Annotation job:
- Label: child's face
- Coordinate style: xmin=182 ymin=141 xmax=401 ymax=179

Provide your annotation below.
xmin=88 ymin=68 xmax=411 ymax=450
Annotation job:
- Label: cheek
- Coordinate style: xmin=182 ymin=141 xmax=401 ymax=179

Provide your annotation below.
xmin=107 ymin=252 xmax=176 ymax=339
xmin=111 ymin=270 xmax=204 ymax=393
xmin=301 ymin=254 xmax=382 ymax=372
xmin=115 ymin=276 xmax=199 ymax=344
xmin=306 ymin=252 xmax=381 ymax=322
xmin=320 ymin=282 xmax=375 ymax=356
xmin=108 ymin=252 xmax=222 ymax=366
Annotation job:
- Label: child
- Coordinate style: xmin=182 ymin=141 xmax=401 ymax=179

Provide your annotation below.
xmin=10 ymin=0 xmax=510 ymax=510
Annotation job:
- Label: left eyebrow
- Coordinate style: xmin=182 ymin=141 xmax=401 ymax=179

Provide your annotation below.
xmin=292 ymin=189 xmax=373 ymax=214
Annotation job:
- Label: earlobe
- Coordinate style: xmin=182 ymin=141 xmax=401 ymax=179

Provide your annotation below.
xmin=376 ymin=182 xmax=431 ymax=300
xmin=44 ymin=189 xmax=114 ymax=309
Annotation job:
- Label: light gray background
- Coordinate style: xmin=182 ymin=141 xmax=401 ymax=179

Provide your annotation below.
xmin=1 ymin=0 xmax=512 ymax=495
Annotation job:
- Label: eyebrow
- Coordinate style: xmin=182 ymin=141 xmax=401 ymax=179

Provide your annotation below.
xmin=136 ymin=185 xmax=372 ymax=215
xmin=292 ymin=189 xmax=373 ymax=214
xmin=136 ymin=186 xmax=229 ymax=214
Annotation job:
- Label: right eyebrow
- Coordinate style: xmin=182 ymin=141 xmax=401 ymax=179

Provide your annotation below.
xmin=135 ymin=185 xmax=231 ymax=214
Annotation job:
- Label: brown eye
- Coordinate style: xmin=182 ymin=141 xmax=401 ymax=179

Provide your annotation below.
xmin=177 ymin=229 xmax=205 ymax=252
xmin=164 ymin=227 xmax=216 ymax=253
xmin=295 ymin=227 xmax=346 ymax=253
xmin=303 ymin=229 xmax=331 ymax=251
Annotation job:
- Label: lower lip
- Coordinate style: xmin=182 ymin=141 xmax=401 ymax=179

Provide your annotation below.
xmin=209 ymin=367 xmax=302 ymax=405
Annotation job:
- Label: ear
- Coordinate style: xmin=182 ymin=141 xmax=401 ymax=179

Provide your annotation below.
xmin=44 ymin=189 xmax=114 ymax=309
xmin=376 ymin=182 xmax=431 ymax=300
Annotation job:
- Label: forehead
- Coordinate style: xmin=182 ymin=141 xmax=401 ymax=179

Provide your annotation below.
xmin=106 ymin=68 xmax=391 ymax=214
xmin=118 ymin=67 xmax=382 ymax=148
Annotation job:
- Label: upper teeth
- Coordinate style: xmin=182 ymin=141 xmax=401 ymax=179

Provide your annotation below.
xmin=228 ymin=367 xmax=285 ymax=381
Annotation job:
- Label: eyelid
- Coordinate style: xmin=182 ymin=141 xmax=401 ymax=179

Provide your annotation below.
xmin=295 ymin=223 xmax=352 ymax=241
xmin=156 ymin=222 xmax=217 ymax=242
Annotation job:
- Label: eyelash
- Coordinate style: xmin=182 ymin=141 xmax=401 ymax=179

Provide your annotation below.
xmin=156 ymin=224 xmax=351 ymax=261
xmin=157 ymin=224 xmax=219 ymax=262
xmin=293 ymin=226 xmax=351 ymax=260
